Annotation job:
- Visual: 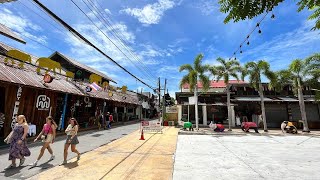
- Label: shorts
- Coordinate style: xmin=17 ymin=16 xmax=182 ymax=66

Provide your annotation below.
xmin=42 ymin=134 xmax=54 ymax=143
xmin=66 ymin=135 xmax=79 ymax=144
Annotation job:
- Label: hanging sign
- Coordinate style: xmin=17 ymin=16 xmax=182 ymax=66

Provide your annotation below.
xmin=11 ymin=86 xmax=23 ymax=129
xmin=36 ymin=95 xmax=51 ymax=110
xmin=86 ymin=86 xmax=92 ymax=92
xmin=43 ymin=74 xmax=53 ymax=83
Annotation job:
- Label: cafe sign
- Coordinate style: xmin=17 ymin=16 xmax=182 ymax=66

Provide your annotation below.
xmin=36 ymin=95 xmax=50 ymax=110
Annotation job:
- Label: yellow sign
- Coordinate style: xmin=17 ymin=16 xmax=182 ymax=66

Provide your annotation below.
xmin=121 ymin=86 xmax=127 ymax=93
xmin=89 ymin=74 xmax=102 ymax=85
xmin=4 ymin=49 xmax=32 ymax=68
xmin=102 ymin=81 xmax=109 ymax=88
xmin=36 ymin=57 xmax=62 ymax=75
xmin=66 ymin=71 xmax=75 ymax=80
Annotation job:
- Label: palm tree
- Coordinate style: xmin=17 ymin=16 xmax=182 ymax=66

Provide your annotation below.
xmin=288 ymin=59 xmax=310 ymax=132
xmin=209 ymin=57 xmax=241 ymax=131
xmin=242 ymin=60 xmax=276 ymax=132
xmin=179 ymin=54 xmax=210 ymax=130
xmin=305 ymin=53 xmax=320 ymax=101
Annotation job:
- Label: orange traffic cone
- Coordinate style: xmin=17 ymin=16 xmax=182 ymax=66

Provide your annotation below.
xmin=139 ymin=129 xmax=145 ymax=140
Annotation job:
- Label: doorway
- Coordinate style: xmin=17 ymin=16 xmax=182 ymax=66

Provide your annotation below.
xmin=0 ymin=86 xmax=5 ymax=139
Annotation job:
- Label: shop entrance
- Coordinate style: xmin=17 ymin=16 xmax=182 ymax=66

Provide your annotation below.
xmin=0 ymin=86 xmax=5 ymax=139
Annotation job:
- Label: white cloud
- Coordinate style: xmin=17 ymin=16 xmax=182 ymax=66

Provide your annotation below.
xmin=0 ymin=8 xmax=47 ymax=44
xmin=120 ymin=0 xmax=176 ymax=25
xmin=195 ymin=0 xmax=222 ymax=17
xmin=104 ymin=8 xmax=112 ymax=15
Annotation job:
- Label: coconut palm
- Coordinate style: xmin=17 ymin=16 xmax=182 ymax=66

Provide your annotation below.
xmin=179 ymin=53 xmax=210 ymax=130
xmin=209 ymin=57 xmax=241 ymax=131
xmin=242 ymin=60 xmax=276 ymax=132
xmin=305 ymin=53 xmax=320 ymax=101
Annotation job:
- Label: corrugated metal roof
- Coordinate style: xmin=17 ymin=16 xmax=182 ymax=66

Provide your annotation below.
xmin=232 ymin=97 xmax=274 ymax=102
xmin=50 ymin=52 xmax=115 ymax=83
xmin=0 ymin=24 xmax=25 ymax=44
xmin=0 ymin=41 xmax=40 ymax=64
xmin=0 ymin=55 xmax=84 ymax=95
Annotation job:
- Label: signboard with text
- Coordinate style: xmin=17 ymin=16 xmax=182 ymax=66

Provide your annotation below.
xmin=141 ymin=121 xmax=162 ymax=133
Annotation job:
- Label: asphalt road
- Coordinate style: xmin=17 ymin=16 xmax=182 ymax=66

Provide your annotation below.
xmin=0 ymin=121 xmax=143 ymax=180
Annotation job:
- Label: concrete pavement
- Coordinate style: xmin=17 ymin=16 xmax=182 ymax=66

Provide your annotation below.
xmin=29 ymin=127 xmax=179 ymax=180
xmin=173 ymin=135 xmax=320 ymax=180
xmin=0 ymin=121 xmax=145 ymax=179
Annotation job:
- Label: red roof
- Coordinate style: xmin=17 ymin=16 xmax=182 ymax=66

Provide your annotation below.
xmin=183 ymin=80 xmax=246 ymax=89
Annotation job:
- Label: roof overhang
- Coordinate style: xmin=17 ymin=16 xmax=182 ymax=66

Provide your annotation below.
xmin=0 ymin=24 xmax=26 ymax=44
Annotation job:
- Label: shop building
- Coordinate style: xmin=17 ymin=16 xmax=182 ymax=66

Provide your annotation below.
xmin=176 ymin=80 xmax=320 ymax=128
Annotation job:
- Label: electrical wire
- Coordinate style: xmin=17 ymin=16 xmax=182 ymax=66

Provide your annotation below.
xmin=70 ymin=0 xmax=156 ymax=88
xmin=87 ymin=0 xmax=158 ymax=80
xmin=31 ymin=0 xmax=156 ymax=90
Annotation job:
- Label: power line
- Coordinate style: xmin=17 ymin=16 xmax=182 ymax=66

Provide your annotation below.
xmin=87 ymin=0 xmax=158 ymax=80
xmin=31 ymin=0 xmax=155 ymax=90
xmin=80 ymin=0 xmax=157 ymax=84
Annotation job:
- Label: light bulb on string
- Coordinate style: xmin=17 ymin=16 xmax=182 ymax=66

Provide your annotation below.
xmin=256 ymin=23 xmax=262 ymax=34
xmin=271 ymin=13 xmax=275 ymax=19
xmin=247 ymin=41 xmax=250 ymax=45
xmin=240 ymin=45 xmax=243 ymax=53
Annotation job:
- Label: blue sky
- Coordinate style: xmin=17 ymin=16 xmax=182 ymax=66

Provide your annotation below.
xmin=0 ymin=0 xmax=319 ymax=97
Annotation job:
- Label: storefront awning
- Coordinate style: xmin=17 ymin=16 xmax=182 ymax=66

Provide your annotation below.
xmin=278 ymin=97 xmax=299 ymax=102
xmin=232 ymin=97 xmax=274 ymax=102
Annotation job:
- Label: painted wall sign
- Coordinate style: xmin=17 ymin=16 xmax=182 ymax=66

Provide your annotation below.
xmin=11 ymin=86 xmax=23 ymax=129
xmin=85 ymin=86 xmax=92 ymax=92
xmin=36 ymin=95 xmax=51 ymax=110
xmin=36 ymin=57 xmax=62 ymax=75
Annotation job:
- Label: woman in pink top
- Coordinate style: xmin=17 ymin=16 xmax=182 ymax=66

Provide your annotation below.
xmin=31 ymin=116 xmax=57 ymax=167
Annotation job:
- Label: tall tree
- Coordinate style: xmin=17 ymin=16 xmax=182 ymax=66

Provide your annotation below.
xmin=242 ymin=60 xmax=276 ymax=132
xmin=179 ymin=54 xmax=210 ymax=130
xmin=209 ymin=58 xmax=241 ymax=131
xmin=305 ymin=53 xmax=320 ymax=101
xmin=218 ymin=0 xmax=320 ymax=30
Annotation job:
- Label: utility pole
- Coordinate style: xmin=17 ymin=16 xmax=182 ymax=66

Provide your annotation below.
xmin=140 ymin=88 xmax=143 ymax=120
xmin=162 ymin=79 xmax=167 ymax=122
xmin=158 ymin=77 xmax=161 ymax=122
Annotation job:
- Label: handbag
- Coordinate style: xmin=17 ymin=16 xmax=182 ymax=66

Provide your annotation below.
xmin=4 ymin=131 xmax=13 ymax=144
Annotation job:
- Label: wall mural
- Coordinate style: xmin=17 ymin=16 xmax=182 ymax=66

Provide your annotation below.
xmin=4 ymin=49 xmax=32 ymax=68
xmin=36 ymin=57 xmax=62 ymax=75
xmin=36 ymin=95 xmax=50 ymax=110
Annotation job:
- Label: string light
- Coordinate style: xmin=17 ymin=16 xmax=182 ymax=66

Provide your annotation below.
xmin=227 ymin=1 xmax=276 ymax=61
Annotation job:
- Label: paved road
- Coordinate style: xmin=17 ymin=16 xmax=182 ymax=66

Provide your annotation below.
xmin=173 ymin=134 xmax=320 ymax=180
xmin=0 ymin=121 xmax=143 ymax=179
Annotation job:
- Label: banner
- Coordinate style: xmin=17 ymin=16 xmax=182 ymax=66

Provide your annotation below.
xmin=141 ymin=121 xmax=162 ymax=133
xmin=166 ymin=106 xmax=177 ymax=113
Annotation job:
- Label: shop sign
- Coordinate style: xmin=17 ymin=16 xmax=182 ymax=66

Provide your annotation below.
xmin=11 ymin=86 xmax=23 ymax=129
xmin=166 ymin=106 xmax=178 ymax=113
xmin=84 ymin=97 xmax=92 ymax=107
xmin=36 ymin=95 xmax=50 ymax=110
xmin=0 ymin=113 xmax=5 ymax=130
xmin=43 ymin=74 xmax=53 ymax=83
xmin=85 ymin=86 xmax=92 ymax=92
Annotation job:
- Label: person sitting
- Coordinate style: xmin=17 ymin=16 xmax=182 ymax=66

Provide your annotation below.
xmin=241 ymin=122 xmax=259 ymax=133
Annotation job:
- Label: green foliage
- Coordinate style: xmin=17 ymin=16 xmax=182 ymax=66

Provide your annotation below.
xmin=243 ymin=60 xmax=276 ymax=90
xmin=209 ymin=57 xmax=241 ymax=85
xmin=218 ymin=0 xmax=320 ymax=30
xmin=179 ymin=54 xmax=210 ymax=92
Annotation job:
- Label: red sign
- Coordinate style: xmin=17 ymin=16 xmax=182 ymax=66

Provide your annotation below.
xmin=141 ymin=121 xmax=149 ymax=126
xmin=43 ymin=74 xmax=53 ymax=83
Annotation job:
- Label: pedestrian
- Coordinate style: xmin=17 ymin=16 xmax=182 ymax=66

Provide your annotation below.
xmin=5 ymin=115 xmax=31 ymax=169
xmin=108 ymin=112 xmax=113 ymax=129
xmin=31 ymin=116 xmax=57 ymax=167
xmin=60 ymin=117 xmax=80 ymax=165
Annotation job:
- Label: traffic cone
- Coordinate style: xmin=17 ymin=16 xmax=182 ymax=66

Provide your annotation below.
xmin=139 ymin=129 xmax=145 ymax=140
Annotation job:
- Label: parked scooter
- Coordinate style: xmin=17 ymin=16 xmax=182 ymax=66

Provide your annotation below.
xmin=281 ymin=121 xmax=298 ymax=134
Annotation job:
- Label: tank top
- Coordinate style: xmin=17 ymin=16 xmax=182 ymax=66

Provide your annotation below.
xmin=43 ymin=123 xmax=53 ymax=134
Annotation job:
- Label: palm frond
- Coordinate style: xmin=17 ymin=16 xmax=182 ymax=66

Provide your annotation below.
xmin=179 ymin=75 xmax=190 ymax=90
xmin=194 ymin=53 xmax=204 ymax=72
xmin=217 ymin=57 xmax=227 ymax=67
xmin=179 ymin=64 xmax=193 ymax=72
xmin=199 ymin=74 xmax=210 ymax=92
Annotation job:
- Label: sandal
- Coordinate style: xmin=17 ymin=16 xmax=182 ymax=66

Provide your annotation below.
xmin=5 ymin=164 xmax=16 ymax=170
xmin=19 ymin=158 xmax=25 ymax=166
